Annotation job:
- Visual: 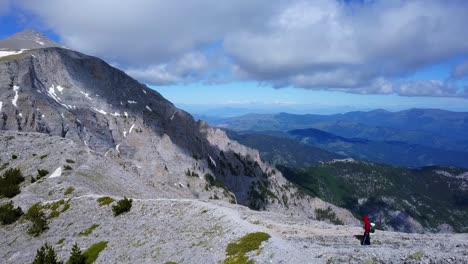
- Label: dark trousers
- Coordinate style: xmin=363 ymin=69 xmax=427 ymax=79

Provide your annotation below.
xmin=361 ymin=232 xmax=371 ymax=245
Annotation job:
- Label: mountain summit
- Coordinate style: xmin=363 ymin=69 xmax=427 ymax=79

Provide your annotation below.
xmin=0 ymin=29 xmax=63 ymax=50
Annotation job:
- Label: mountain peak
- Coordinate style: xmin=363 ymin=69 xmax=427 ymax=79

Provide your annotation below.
xmin=0 ymin=29 xmax=63 ymax=50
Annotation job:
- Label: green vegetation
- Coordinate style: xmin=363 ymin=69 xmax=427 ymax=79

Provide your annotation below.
xmin=204 ymin=173 xmax=236 ymax=204
xmin=32 ymin=243 xmax=60 ymax=264
xmin=37 ymin=169 xmax=49 ymax=179
xmin=112 ymin=197 xmax=132 ymax=216
xmin=66 ymin=159 xmax=75 ymax=163
xmin=278 ymin=161 xmax=468 ymax=232
xmin=185 ymin=169 xmax=199 ymax=177
xmin=83 ymin=241 xmax=108 ymax=264
xmin=64 ymin=165 xmax=73 ymax=171
xmin=0 ymin=168 xmax=25 ymax=198
xmin=25 ymin=203 xmax=49 ymax=236
xmin=40 ymin=154 xmax=48 ymax=160
xmin=224 ymin=232 xmax=271 ymax=264
xmin=408 ymin=252 xmax=425 ymax=261
xmin=64 ymin=187 xmax=75 ymax=195
xmin=79 ymin=224 xmax=100 ymax=236
xmin=0 ymin=201 xmax=23 ymax=225
xmin=33 ymin=169 xmax=49 ymax=183
xmin=11 ymin=154 xmax=18 ymax=159
xmin=57 ymin=238 xmax=65 ymax=245
xmin=97 ymin=196 xmax=115 ymax=206
xmin=164 ymin=262 xmax=178 ymax=264
xmin=315 ymin=207 xmax=344 ymax=225
xmin=67 ymin=243 xmax=87 ymax=264
xmin=0 ymin=162 xmax=9 ymax=171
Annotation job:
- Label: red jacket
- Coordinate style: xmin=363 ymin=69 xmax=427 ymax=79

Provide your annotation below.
xmin=363 ymin=216 xmax=370 ymax=233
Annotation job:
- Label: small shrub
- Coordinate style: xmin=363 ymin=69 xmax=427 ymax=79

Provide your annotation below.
xmin=32 ymin=243 xmax=59 ymax=264
xmin=0 ymin=162 xmax=9 ymax=171
xmin=67 ymin=243 xmax=87 ymax=264
xmin=79 ymin=224 xmax=100 ymax=236
xmin=40 ymin=154 xmax=48 ymax=160
xmin=0 ymin=201 xmax=23 ymax=225
xmin=31 ymin=177 xmax=37 ymax=183
xmin=48 ymin=210 xmax=60 ymax=219
xmin=66 ymin=159 xmax=75 ymax=164
xmin=315 ymin=207 xmax=344 ymax=225
xmin=164 ymin=262 xmax=178 ymax=264
xmin=83 ymin=241 xmax=108 ymax=264
xmin=64 ymin=165 xmax=73 ymax=171
xmin=11 ymin=154 xmax=18 ymax=159
xmin=408 ymin=251 xmax=425 ymax=261
xmin=57 ymin=238 xmax=65 ymax=245
xmin=97 ymin=196 xmax=115 ymax=206
xmin=224 ymin=232 xmax=271 ymax=264
xmin=112 ymin=197 xmax=132 ymax=216
xmin=64 ymin=187 xmax=75 ymax=195
xmin=37 ymin=169 xmax=49 ymax=178
xmin=25 ymin=203 xmax=48 ymax=236
xmin=0 ymin=168 xmax=25 ymax=198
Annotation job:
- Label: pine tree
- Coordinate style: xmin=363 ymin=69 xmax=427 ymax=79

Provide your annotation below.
xmin=67 ymin=243 xmax=86 ymax=264
xmin=32 ymin=243 xmax=60 ymax=264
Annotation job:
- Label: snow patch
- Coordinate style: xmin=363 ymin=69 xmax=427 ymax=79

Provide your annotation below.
xmin=41 ymin=114 xmax=45 ymax=118
xmin=0 ymin=101 xmax=2 ymax=112
xmin=18 ymin=113 xmax=23 ymax=117
xmin=92 ymin=108 xmax=107 ymax=115
xmin=129 ymin=124 xmax=135 ymax=134
xmin=142 ymin=90 xmax=147 ymax=94
xmin=209 ymin=155 xmax=217 ymax=167
xmin=111 ymin=112 xmax=120 ymax=117
xmin=145 ymin=106 xmax=152 ymax=112
xmin=49 ymin=167 xmax=62 ymax=178
xmin=0 ymin=49 xmax=27 ymax=58
xmin=170 ymin=111 xmax=177 ymax=120
xmin=31 ymin=54 xmax=37 ymax=58
xmin=128 ymin=100 xmax=137 ymax=104
xmin=123 ymin=131 xmax=127 ymax=137
xmin=47 ymin=85 xmax=71 ymax=109
xmin=36 ymin=40 xmax=45 ymax=45
xmin=104 ymin=150 xmax=110 ymax=157
xmin=56 ymin=85 xmax=64 ymax=94
xmin=80 ymin=91 xmax=93 ymax=101
xmin=116 ymin=144 xmax=121 ymax=154
xmin=124 ymin=112 xmax=128 ymax=118
xmin=12 ymin=85 xmax=19 ymax=107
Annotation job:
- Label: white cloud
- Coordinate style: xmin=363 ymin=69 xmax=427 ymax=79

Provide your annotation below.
xmin=396 ymin=80 xmax=460 ymax=97
xmin=11 ymin=0 xmax=468 ymax=97
xmin=452 ymin=60 xmax=468 ymax=79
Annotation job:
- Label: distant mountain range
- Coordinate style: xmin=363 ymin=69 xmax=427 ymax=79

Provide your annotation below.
xmin=226 ymin=130 xmax=344 ymax=168
xmin=211 ymin=109 xmax=468 ymax=168
xmin=278 ymin=160 xmax=468 ymax=233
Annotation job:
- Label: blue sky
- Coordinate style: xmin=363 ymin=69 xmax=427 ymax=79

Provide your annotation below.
xmin=1 ymin=0 xmax=468 ymax=116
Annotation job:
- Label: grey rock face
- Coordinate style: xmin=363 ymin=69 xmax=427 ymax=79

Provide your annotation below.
xmin=0 ymin=29 xmax=63 ymax=50
xmin=0 ymin=34 xmax=357 ymax=224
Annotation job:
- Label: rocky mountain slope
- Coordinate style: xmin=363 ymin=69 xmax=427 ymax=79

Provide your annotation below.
xmin=0 ymin=31 xmax=317 ymax=213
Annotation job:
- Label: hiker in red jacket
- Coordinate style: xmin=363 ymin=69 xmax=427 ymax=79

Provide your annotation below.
xmin=361 ymin=216 xmax=371 ymax=245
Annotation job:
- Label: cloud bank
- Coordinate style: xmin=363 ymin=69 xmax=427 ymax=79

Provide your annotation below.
xmin=8 ymin=0 xmax=468 ymax=97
